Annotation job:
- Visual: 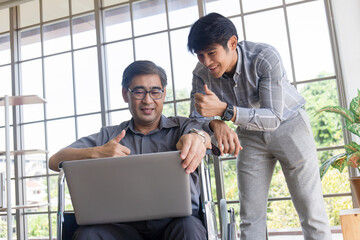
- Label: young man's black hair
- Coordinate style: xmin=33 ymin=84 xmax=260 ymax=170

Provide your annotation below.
xmin=187 ymin=12 xmax=238 ymax=54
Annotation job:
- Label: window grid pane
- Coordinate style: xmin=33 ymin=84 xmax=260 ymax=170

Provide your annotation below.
xmin=4 ymin=0 xmax=348 ymax=237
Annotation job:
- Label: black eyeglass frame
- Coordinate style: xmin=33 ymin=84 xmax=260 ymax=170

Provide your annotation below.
xmin=127 ymin=87 xmax=164 ymax=100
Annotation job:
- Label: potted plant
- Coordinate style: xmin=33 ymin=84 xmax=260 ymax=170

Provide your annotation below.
xmin=317 ymin=89 xmax=360 ymax=205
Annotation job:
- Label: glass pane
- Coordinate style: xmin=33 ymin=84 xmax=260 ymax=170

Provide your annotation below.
xmin=71 ymin=0 xmax=94 ymax=14
xmin=0 ymin=126 xmax=14 ymax=156
xmin=319 ymin=150 xmax=351 ymax=194
xmin=0 ymin=215 xmax=18 ymax=238
xmin=27 ymin=214 xmax=49 ymax=238
xmin=21 ymin=59 xmax=44 ymax=123
xmin=286 ymin=0 xmax=303 ymax=3
xmin=65 ymin=182 xmax=74 ymax=211
xmin=222 ymin=160 xmax=239 ymax=201
xmin=244 ymin=9 xmax=293 ymax=81
xmin=19 ymin=0 xmax=40 ymax=28
xmin=50 ymin=175 xmax=71 ymax=211
xmin=74 ymin=48 xmax=100 ymax=114
xmin=0 ymin=8 xmax=9 ymax=33
xmin=77 ymin=114 xmax=102 ymax=137
xmin=110 ymin=110 xmax=132 ymax=126
xmin=231 ymin=16 xmax=244 ymax=41
xmin=19 ymin=27 xmax=41 ymax=60
xmin=205 ymin=0 xmax=240 ymax=17
xmin=162 ymin=103 xmax=175 ymax=117
xmin=44 ymin=53 xmax=74 ymax=119
xmin=287 ymin=1 xmax=334 ymax=81
xmin=242 ymin=0 xmax=282 ymax=13
xmin=132 ymin=0 xmax=167 ymax=36
xmin=104 ymin=5 xmax=132 ymax=42
xmin=43 ymin=20 xmax=71 ymax=56
xmin=0 ymin=141 xmax=6 ymax=169
xmin=0 ymin=34 xmax=10 ymax=65
xmin=298 ymin=80 xmax=344 ymax=148
xmin=170 ymin=28 xmax=197 ymax=101
xmin=176 ymin=101 xmax=190 ymax=117
xmin=267 ymin=199 xmax=300 ymax=229
xmin=168 ymin=0 xmax=198 ymax=29
xmin=47 ymin=118 xmax=76 ymax=157
xmin=134 ymin=33 xmax=173 ymax=101
xmin=0 ymin=128 xmax=4 ymax=152
xmin=72 ymin=14 xmax=96 ymax=49
xmin=25 ymin=177 xmax=48 ymax=212
xmin=103 ymin=0 xmax=128 ymax=7
xmin=106 ymin=40 xmax=134 ymax=110
xmin=24 ymin=154 xmax=47 ymax=177
xmin=325 ymin=196 xmax=352 ymax=227
xmin=0 ymin=216 xmax=6 ymax=237
xmin=23 ymin=123 xmax=46 ymax=155
xmin=42 ymin=0 xmax=69 ymax=22
xmin=0 ymin=65 xmax=11 ymax=96
xmin=51 ymin=213 xmax=57 ymax=238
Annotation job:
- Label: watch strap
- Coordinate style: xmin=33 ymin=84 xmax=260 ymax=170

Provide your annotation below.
xmin=221 ymin=104 xmax=234 ymax=121
xmin=188 ymin=128 xmax=206 ymax=144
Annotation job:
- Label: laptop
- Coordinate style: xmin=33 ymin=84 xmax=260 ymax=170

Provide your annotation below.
xmin=61 ymin=150 xmax=192 ymax=225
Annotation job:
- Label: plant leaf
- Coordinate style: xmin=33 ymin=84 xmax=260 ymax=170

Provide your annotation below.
xmin=349 ymin=90 xmax=360 ymax=122
xmin=345 ymin=123 xmax=360 ymax=138
xmin=317 ymin=106 xmax=355 ymax=123
xmin=347 ymin=152 xmax=360 ymax=168
xmin=344 ymin=141 xmax=360 ymax=154
xmin=330 ymin=155 xmax=347 ymax=172
xmin=319 ymin=153 xmax=346 ymax=179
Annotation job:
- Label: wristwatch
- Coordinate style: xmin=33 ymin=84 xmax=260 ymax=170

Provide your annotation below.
xmin=189 ymin=128 xmax=206 ymax=144
xmin=221 ymin=103 xmax=234 ymax=121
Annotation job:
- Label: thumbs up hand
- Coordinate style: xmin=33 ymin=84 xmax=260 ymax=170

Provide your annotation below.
xmin=194 ymin=84 xmax=227 ymax=117
xmin=96 ymin=130 xmax=131 ymax=157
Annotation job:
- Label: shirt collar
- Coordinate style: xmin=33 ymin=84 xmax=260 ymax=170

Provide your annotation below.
xmin=234 ymin=45 xmax=242 ymax=76
xmin=126 ymin=115 xmax=179 ymax=135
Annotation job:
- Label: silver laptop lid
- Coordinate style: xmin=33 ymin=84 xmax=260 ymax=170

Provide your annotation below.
xmin=61 ymin=150 xmax=192 ymax=225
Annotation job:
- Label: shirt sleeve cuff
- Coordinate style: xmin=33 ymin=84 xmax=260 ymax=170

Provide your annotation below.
xmin=233 ymin=106 xmax=250 ymax=127
xmin=201 ymin=120 xmax=213 ymax=135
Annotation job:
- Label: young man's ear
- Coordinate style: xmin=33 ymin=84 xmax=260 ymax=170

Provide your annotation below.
xmin=228 ymin=35 xmax=238 ymax=50
xmin=122 ymin=87 xmax=129 ymax=103
xmin=163 ymin=88 xmax=167 ymax=99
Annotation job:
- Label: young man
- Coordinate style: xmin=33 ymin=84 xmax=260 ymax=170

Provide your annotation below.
xmin=187 ymin=13 xmax=332 ymax=240
xmin=49 ymin=60 xmax=213 ymax=240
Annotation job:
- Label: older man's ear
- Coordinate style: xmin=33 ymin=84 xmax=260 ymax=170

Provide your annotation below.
xmin=122 ymin=87 xmax=129 ymax=103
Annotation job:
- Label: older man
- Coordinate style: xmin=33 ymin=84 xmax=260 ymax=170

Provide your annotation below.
xmin=49 ymin=60 xmax=216 ymax=240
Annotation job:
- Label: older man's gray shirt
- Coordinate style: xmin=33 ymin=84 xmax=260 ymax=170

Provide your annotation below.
xmin=66 ymin=115 xmax=205 ymax=216
xmin=190 ymin=40 xmax=305 ymax=131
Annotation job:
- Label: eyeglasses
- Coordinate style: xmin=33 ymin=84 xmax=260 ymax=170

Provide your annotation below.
xmin=127 ymin=87 xmax=164 ymax=100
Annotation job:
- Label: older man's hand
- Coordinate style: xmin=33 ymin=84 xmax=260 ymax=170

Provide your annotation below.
xmin=176 ymin=132 xmax=210 ymax=174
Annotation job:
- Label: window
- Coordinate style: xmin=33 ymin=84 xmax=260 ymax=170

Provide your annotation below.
xmin=0 ymin=0 xmax=350 ymax=238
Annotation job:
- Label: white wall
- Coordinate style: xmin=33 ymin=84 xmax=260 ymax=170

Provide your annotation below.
xmin=331 ymin=0 xmax=360 ymax=103
xmin=331 ymin=0 xmax=360 ymax=148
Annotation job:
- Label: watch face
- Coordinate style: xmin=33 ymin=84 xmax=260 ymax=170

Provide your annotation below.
xmin=222 ymin=104 xmax=234 ymax=121
xmin=225 ymin=110 xmax=233 ymax=120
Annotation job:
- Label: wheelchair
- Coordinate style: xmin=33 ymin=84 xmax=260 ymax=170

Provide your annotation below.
xmin=57 ymin=154 xmax=238 ymax=240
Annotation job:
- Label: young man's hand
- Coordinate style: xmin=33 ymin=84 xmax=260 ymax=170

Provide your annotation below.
xmin=210 ymin=120 xmax=242 ymax=156
xmin=176 ymin=131 xmax=211 ymax=174
xmin=194 ymin=84 xmax=227 ymax=117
